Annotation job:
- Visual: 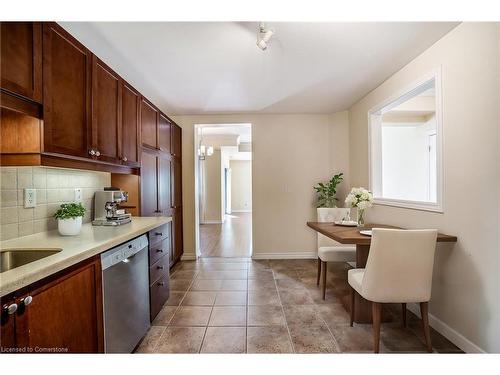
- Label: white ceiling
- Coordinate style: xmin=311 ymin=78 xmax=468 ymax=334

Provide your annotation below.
xmin=61 ymin=22 xmax=458 ymax=115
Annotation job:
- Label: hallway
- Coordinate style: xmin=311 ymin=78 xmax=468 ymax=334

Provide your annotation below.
xmin=199 ymin=213 xmax=252 ymax=257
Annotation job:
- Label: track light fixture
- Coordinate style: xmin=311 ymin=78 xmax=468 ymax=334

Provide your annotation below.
xmin=257 ymin=22 xmax=274 ymax=51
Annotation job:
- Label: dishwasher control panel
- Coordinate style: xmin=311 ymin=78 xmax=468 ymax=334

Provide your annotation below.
xmin=101 ymin=234 xmax=149 ymax=270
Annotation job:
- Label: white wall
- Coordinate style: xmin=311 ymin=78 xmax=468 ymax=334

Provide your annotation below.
xmin=230 ymin=160 xmax=252 ymax=212
xmin=172 ymin=112 xmax=350 ymax=260
xmin=348 ymin=23 xmax=500 ymax=352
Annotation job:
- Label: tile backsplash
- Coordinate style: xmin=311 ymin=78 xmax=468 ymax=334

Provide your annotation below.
xmin=1 ymin=167 xmax=111 ymax=241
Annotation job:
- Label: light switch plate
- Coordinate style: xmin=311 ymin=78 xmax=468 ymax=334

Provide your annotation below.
xmin=24 ymin=188 xmax=36 ymax=208
xmin=74 ymin=188 xmax=82 ymax=202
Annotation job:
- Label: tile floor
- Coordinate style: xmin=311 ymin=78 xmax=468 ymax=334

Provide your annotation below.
xmin=136 ymin=257 xmax=462 ymax=354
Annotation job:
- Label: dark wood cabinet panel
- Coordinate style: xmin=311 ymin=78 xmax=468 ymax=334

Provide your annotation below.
xmin=171 ymin=123 xmax=182 ymax=157
xmin=0 ymin=297 xmax=16 ymax=350
xmin=140 ymin=150 xmax=159 ymax=217
xmin=121 ymin=82 xmax=140 ymax=167
xmin=171 ymin=158 xmax=182 ymax=209
xmin=149 ymin=274 xmax=170 ymax=321
xmin=158 ymin=155 xmax=172 ymax=215
xmin=158 ymin=113 xmax=171 ymax=153
xmin=0 ymin=22 xmax=42 ymax=102
xmin=7 ymin=257 xmax=103 ymax=353
xmin=140 ymin=98 xmax=158 ymax=149
xmin=171 ymin=210 xmax=184 ymax=266
xmin=42 ymin=22 xmax=91 ymax=158
xmin=91 ymin=56 xmax=121 ymax=164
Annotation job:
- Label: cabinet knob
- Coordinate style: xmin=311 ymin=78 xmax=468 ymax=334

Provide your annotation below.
xmin=95 ymin=150 xmax=101 ymax=157
xmin=3 ymin=303 xmax=18 ymax=315
xmin=157 ymin=265 xmax=164 ymax=270
xmin=21 ymin=296 xmax=33 ymax=306
xmin=89 ymin=149 xmax=96 ymax=156
xmin=155 ymin=232 xmax=163 ymax=236
xmin=157 ymin=282 xmax=165 ymax=286
xmin=122 ymin=156 xmax=128 ymax=162
xmin=157 ymin=249 xmax=164 ymax=253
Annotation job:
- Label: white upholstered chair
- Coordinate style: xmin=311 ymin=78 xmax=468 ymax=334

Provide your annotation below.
xmin=348 ymin=228 xmax=438 ymax=353
xmin=316 ymin=208 xmax=356 ymax=300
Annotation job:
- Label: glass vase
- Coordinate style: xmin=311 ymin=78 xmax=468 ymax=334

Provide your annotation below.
xmin=357 ymin=208 xmax=365 ymax=227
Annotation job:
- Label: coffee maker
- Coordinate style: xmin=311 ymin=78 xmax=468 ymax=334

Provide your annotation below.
xmin=92 ymin=188 xmax=132 ymax=226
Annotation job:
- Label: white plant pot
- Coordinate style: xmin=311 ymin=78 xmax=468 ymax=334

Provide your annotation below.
xmin=316 ymin=207 xmax=351 ymax=222
xmin=58 ymin=217 xmax=83 ymax=236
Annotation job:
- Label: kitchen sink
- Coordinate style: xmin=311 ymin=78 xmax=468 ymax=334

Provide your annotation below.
xmin=0 ymin=248 xmax=62 ymax=273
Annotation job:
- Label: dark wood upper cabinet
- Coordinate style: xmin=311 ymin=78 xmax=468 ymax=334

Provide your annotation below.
xmin=0 ymin=22 xmax=42 ymax=103
xmin=141 ymin=98 xmax=158 ymax=149
xmin=141 ymin=150 xmax=159 ymax=216
xmin=121 ymin=82 xmax=141 ymax=167
xmin=91 ymin=56 xmax=121 ymax=164
xmin=158 ymin=155 xmax=171 ymax=215
xmin=42 ymin=22 xmax=91 ymax=158
xmin=171 ymin=123 xmax=182 ymax=157
xmin=158 ymin=113 xmax=171 ymax=153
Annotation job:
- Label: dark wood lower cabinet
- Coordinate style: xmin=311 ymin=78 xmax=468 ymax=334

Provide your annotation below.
xmin=0 ymin=256 xmax=103 ymax=353
xmin=148 ymin=223 xmax=171 ymax=321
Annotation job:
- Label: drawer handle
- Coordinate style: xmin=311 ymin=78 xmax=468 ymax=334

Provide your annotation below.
xmin=155 ymin=232 xmax=163 ymax=236
xmin=157 ymin=282 xmax=165 ymax=286
xmin=3 ymin=303 xmax=18 ymax=315
xmin=157 ymin=249 xmax=164 ymax=253
xmin=157 ymin=265 xmax=164 ymax=270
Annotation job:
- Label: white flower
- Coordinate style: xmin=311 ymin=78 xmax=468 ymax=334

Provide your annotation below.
xmin=345 ymin=187 xmax=373 ymax=208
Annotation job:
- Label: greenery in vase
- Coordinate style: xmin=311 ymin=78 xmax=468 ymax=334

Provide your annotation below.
xmin=54 ymin=203 xmax=86 ymax=220
xmin=313 ymin=173 xmax=344 ymax=208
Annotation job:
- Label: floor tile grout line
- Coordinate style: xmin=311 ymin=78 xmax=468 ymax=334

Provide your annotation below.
xmin=198 ymin=284 xmax=217 ymax=353
xmin=272 ymin=268 xmax=296 ymax=354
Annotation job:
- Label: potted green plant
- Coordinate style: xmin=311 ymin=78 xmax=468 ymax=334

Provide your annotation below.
xmin=314 ymin=173 xmax=345 ymax=221
xmin=54 ymin=203 xmax=86 ymax=236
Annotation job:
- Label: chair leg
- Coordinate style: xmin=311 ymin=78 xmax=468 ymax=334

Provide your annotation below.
xmin=402 ymin=303 xmax=407 ymax=328
xmin=420 ymin=302 xmax=433 ymax=353
xmin=372 ymin=302 xmax=382 ymax=353
xmin=321 ymin=261 xmax=327 ymax=300
xmin=349 ymin=287 xmax=355 ymax=327
xmin=316 ymin=257 xmax=321 ymax=286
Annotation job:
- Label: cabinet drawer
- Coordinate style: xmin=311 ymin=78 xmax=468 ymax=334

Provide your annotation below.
xmin=149 ymin=238 xmax=170 ymax=265
xmin=149 ymin=255 xmax=170 ymax=285
xmin=148 ymin=224 xmax=169 ymax=245
xmin=150 ymin=274 xmax=170 ymax=321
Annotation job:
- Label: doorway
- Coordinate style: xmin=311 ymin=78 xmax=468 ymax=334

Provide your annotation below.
xmin=194 ymin=123 xmax=252 ymax=258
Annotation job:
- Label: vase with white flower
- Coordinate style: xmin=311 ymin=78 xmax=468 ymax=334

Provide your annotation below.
xmin=345 ymin=187 xmax=373 ymax=227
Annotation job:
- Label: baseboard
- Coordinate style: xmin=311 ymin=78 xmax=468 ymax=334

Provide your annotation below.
xmin=252 ymin=251 xmax=317 ymax=260
xmin=407 ymin=303 xmax=485 ymax=353
xmin=181 ymin=253 xmax=197 ymax=261
xmin=200 ymin=221 xmax=223 ymax=224
xmin=231 ymin=210 xmax=252 ymax=213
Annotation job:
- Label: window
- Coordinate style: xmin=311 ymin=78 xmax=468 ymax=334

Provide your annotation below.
xmin=368 ymin=71 xmax=443 ymax=212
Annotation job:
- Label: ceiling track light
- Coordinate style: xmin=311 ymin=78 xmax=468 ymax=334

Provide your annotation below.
xmin=257 ymin=22 xmax=275 ymax=51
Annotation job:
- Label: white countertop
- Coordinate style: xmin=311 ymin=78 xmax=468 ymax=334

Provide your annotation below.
xmin=0 ymin=216 xmax=171 ymax=297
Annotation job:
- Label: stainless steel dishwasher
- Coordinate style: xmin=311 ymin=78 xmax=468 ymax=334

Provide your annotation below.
xmin=101 ymin=234 xmax=150 ymax=353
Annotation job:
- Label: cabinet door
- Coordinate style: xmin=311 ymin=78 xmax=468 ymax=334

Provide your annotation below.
xmin=140 ymin=98 xmax=158 ymax=149
xmin=140 ymin=150 xmax=159 ymax=216
xmin=170 ymin=158 xmax=182 ymax=209
xmin=171 ymin=210 xmax=183 ymax=265
xmin=171 ymin=123 xmax=182 ymax=157
xmin=0 ymin=297 xmax=17 ymax=350
xmin=158 ymin=155 xmax=171 ymax=215
xmin=0 ymin=22 xmax=42 ymax=102
xmin=15 ymin=259 xmax=103 ymax=353
xmin=158 ymin=113 xmax=171 ymax=153
xmin=91 ymin=56 xmax=121 ymax=164
xmin=121 ymin=82 xmax=140 ymax=167
xmin=43 ymin=22 xmax=91 ymax=158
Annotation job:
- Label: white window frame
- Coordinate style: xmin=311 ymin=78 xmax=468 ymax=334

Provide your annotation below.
xmin=368 ymin=68 xmax=444 ymax=213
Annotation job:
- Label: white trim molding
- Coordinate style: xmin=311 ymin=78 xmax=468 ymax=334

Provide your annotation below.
xmin=368 ymin=68 xmax=444 ymax=213
xmin=181 ymin=253 xmax=197 ymax=261
xmin=407 ymin=303 xmax=485 ymax=353
xmin=200 ymin=220 xmax=224 ymax=224
xmin=252 ymin=251 xmax=317 ymax=260
xmin=231 ymin=209 xmax=252 ymax=213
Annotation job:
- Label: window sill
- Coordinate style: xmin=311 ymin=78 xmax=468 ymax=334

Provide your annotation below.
xmin=373 ymin=197 xmax=443 ymax=213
